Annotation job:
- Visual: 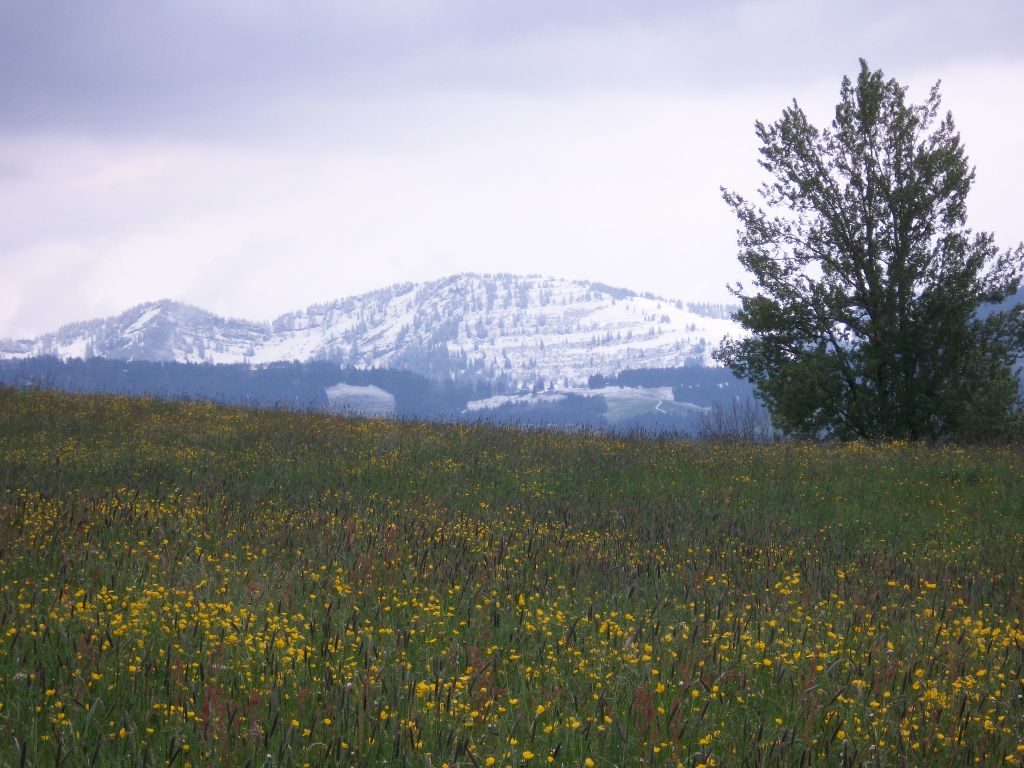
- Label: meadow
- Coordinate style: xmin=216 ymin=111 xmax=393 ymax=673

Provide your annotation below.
xmin=1 ymin=387 xmax=1022 ymax=767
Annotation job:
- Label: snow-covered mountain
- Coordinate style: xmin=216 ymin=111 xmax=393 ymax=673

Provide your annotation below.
xmin=1 ymin=274 xmax=743 ymax=387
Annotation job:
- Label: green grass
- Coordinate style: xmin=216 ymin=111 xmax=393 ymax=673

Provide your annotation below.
xmin=1 ymin=387 xmax=1022 ymax=766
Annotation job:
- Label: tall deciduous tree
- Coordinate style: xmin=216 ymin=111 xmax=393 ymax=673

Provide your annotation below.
xmin=716 ymin=60 xmax=1024 ymax=440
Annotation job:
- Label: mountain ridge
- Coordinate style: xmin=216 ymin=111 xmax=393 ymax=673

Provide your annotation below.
xmin=1 ymin=273 xmax=743 ymax=387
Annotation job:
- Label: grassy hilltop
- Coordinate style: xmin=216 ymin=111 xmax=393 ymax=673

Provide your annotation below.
xmin=1 ymin=388 xmax=1022 ymax=766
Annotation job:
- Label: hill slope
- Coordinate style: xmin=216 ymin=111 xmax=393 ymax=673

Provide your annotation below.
xmin=1 ymin=273 xmax=742 ymax=387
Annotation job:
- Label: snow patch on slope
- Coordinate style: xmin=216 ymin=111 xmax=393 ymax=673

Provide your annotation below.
xmin=324 ymin=383 xmax=396 ymax=416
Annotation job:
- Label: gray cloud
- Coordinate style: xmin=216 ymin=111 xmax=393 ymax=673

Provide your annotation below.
xmin=4 ymin=0 xmax=1021 ymax=137
xmin=1 ymin=1 xmax=1022 ymax=338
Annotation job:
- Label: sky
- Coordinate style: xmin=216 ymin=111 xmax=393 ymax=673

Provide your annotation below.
xmin=2 ymin=0 xmax=1023 ymax=338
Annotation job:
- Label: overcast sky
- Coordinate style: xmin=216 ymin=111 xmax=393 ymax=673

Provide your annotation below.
xmin=2 ymin=0 xmax=1022 ymax=338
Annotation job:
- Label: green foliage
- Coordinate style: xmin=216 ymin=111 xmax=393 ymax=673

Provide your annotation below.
xmin=717 ymin=60 xmax=1024 ymax=440
xmin=2 ymin=389 xmax=1024 ymax=765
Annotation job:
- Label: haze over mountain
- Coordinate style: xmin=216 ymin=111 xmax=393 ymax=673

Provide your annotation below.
xmin=1 ymin=274 xmax=742 ymax=389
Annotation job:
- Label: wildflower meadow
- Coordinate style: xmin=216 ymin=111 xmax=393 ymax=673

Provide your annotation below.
xmin=1 ymin=388 xmax=1022 ymax=766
